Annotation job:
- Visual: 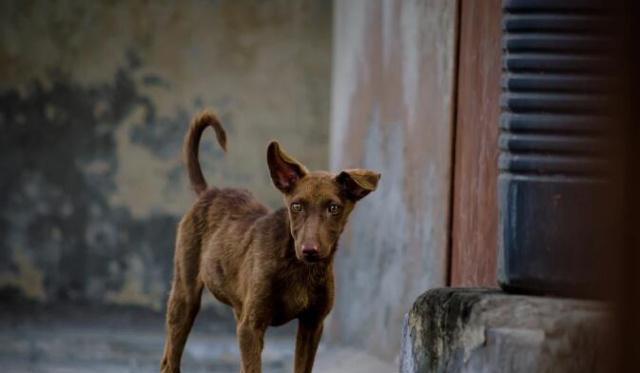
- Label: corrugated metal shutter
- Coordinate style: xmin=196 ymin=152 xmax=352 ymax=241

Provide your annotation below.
xmin=498 ymin=0 xmax=615 ymax=296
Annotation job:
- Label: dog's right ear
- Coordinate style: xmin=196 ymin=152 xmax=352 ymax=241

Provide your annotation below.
xmin=267 ymin=141 xmax=308 ymax=194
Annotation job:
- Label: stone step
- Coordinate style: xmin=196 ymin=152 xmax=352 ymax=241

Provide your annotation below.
xmin=400 ymin=288 xmax=612 ymax=373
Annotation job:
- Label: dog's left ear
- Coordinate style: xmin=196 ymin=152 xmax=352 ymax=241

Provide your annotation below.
xmin=267 ymin=141 xmax=308 ymax=194
xmin=336 ymin=169 xmax=381 ymax=201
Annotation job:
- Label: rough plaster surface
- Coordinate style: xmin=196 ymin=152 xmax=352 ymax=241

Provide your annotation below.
xmin=401 ymin=288 xmax=612 ymax=373
xmin=0 ymin=0 xmax=331 ymax=310
xmin=329 ymin=0 xmax=458 ymax=361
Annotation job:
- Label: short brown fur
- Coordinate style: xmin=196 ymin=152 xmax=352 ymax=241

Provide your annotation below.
xmin=161 ymin=110 xmax=380 ymax=373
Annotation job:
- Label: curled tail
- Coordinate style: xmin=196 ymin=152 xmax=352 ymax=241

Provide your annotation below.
xmin=184 ymin=110 xmax=227 ymax=195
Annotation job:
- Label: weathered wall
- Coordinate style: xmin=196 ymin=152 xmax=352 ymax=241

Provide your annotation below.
xmin=328 ymin=0 xmax=458 ymax=360
xmin=0 ymin=0 xmax=332 ymax=310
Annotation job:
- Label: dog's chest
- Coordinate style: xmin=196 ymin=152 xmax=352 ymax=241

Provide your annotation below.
xmin=270 ymin=281 xmax=326 ymax=326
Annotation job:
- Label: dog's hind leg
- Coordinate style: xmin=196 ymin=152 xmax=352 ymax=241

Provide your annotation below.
xmin=161 ymin=233 xmax=203 ymax=373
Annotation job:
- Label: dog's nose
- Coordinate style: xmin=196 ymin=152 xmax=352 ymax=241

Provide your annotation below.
xmin=301 ymin=244 xmax=319 ymax=258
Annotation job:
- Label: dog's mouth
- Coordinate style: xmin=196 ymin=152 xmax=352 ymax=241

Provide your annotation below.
xmin=299 ymin=251 xmax=322 ymax=264
xmin=301 ymin=256 xmax=321 ymax=264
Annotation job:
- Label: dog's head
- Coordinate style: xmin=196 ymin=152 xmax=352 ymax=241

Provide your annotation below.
xmin=267 ymin=141 xmax=380 ymax=264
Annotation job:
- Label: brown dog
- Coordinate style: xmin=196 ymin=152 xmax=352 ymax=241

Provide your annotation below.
xmin=160 ymin=111 xmax=380 ymax=373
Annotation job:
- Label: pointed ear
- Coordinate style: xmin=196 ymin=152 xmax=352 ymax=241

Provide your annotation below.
xmin=267 ymin=141 xmax=308 ymax=194
xmin=336 ymin=169 xmax=381 ymax=201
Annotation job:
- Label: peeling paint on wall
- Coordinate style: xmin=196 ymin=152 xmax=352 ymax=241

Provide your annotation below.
xmin=0 ymin=247 xmax=46 ymax=301
xmin=0 ymin=0 xmax=331 ymax=308
xmin=105 ymin=253 xmax=166 ymax=310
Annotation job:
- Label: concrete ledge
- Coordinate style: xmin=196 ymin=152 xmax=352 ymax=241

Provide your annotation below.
xmin=400 ymin=288 xmax=612 ymax=373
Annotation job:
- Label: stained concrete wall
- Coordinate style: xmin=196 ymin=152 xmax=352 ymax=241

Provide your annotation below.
xmin=0 ymin=0 xmax=332 ymax=310
xmin=328 ymin=0 xmax=458 ymax=361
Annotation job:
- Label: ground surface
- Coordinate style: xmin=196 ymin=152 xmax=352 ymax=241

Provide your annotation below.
xmin=0 ymin=301 xmax=395 ymax=373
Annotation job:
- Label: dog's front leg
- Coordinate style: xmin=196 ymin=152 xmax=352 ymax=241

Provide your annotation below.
xmin=237 ymin=320 xmax=267 ymax=373
xmin=293 ymin=319 xmax=323 ymax=373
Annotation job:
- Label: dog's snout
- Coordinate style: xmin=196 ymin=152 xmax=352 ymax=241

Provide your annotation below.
xmin=301 ymin=244 xmax=319 ymax=259
xmin=302 ymin=244 xmax=318 ymax=255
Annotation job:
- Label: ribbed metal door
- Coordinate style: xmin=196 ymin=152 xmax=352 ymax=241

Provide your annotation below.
xmin=499 ymin=0 xmax=615 ymax=296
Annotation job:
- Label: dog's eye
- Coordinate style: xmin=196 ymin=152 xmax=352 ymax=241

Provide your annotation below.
xmin=328 ymin=204 xmax=341 ymax=215
xmin=291 ymin=202 xmax=303 ymax=213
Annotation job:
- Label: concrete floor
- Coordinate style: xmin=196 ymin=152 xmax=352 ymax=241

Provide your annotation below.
xmin=0 ymin=301 xmax=395 ymax=373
